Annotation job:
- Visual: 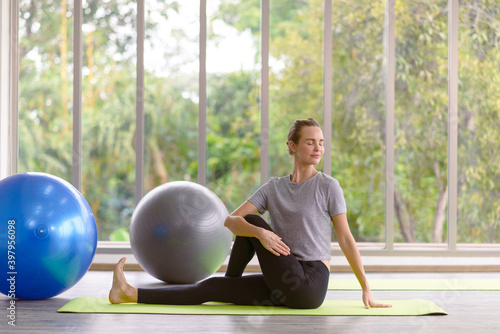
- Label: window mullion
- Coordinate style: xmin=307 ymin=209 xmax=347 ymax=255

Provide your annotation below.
xmin=72 ymin=0 xmax=82 ymax=190
xmin=323 ymin=0 xmax=332 ymax=176
xmin=385 ymin=0 xmax=395 ymax=251
xmin=135 ymin=0 xmax=145 ymax=203
xmin=448 ymin=0 xmax=459 ymax=251
xmin=261 ymin=0 xmax=270 ymax=185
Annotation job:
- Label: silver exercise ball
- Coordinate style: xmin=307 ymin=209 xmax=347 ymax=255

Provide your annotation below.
xmin=130 ymin=181 xmax=232 ymax=284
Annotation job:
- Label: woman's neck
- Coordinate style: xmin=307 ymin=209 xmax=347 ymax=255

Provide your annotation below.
xmin=290 ymin=165 xmax=318 ymax=183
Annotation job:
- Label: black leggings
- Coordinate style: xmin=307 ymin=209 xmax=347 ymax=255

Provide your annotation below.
xmin=138 ymin=214 xmax=330 ymax=309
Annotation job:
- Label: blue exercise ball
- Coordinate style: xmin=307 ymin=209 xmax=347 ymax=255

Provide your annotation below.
xmin=0 ymin=172 xmax=97 ymax=299
xmin=130 ymin=181 xmax=232 ymax=284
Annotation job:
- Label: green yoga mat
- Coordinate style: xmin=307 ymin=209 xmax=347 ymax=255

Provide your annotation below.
xmin=58 ymin=297 xmax=446 ymax=316
xmin=328 ymin=278 xmax=500 ymax=291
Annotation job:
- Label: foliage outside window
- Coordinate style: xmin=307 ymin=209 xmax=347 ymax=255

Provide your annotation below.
xmin=17 ymin=0 xmax=499 ymax=244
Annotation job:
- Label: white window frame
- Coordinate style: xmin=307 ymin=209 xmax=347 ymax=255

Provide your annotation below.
xmin=0 ymin=0 xmax=18 ymax=180
xmin=2 ymin=0 xmax=499 ymax=265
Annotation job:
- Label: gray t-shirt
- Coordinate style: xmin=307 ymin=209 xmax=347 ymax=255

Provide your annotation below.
xmin=247 ymin=172 xmax=347 ymax=261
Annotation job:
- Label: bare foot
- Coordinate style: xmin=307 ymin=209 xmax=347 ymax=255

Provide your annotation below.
xmin=109 ymin=257 xmax=138 ymax=304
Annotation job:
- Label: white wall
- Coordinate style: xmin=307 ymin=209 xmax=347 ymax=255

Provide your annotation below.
xmin=0 ymin=0 xmax=10 ymax=180
xmin=0 ymin=0 xmax=17 ymax=180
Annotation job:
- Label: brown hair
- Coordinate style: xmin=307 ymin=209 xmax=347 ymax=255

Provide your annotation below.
xmin=286 ymin=118 xmax=321 ymax=155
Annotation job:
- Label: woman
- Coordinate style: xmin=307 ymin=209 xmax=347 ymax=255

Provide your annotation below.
xmin=109 ymin=118 xmax=391 ymax=309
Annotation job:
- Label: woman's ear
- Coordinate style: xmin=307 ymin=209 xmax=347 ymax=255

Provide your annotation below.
xmin=288 ymin=140 xmax=297 ymax=154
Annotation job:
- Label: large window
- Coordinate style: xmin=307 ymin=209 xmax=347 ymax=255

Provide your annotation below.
xmin=144 ymin=0 xmax=199 ymax=195
xmin=394 ymin=0 xmax=448 ymax=244
xmin=331 ymin=0 xmax=386 ymax=243
xmin=206 ymin=0 xmax=260 ymax=212
xmin=8 ymin=0 xmax=499 ymax=250
xmin=268 ymin=1 xmax=324 ymax=178
xmin=81 ymin=0 xmax=137 ymax=241
xmin=18 ymin=0 xmax=73 ymax=181
xmin=458 ymin=0 xmax=500 ymax=244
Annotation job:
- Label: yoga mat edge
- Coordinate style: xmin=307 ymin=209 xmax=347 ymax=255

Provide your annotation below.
xmin=58 ymin=297 xmax=447 ymax=316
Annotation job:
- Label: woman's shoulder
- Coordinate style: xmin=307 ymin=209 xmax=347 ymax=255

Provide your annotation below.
xmin=317 ymin=172 xmax=341 ymax=186
xmin=315 ymin=173 xmax=344 ymax=196
xmin=256 ymin=175 xmax=288 ymax=192
xmin=268 ymin=175 xmax=290 ymax=184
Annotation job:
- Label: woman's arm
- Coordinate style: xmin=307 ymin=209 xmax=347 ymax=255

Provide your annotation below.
xmin=224 ymin=201 xmax=261 ymax=237
xmin=332 ymin=214 xmax=369 ymax=289
xmin=332 ymin=213 xmax=391 ymax=309
xmin=224 ymin=201 xmax=290 ymax=256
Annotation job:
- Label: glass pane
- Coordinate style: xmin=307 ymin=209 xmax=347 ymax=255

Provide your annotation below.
xmin=394 ymin=0 xmax=448 ymax=245
xmin=81 ymin=0 xmax=136 ymax=241
xmin=269 ymin=0 xmax=324 ymax=177
xmin=331 ymin=0 xmax=386 ymax=243
xmin=206 ymin=1 xmax=261 ymax=212
xmin=18 ymin=0 xmax=73 ymax=181
xmin=458 ymin=1 xmax=500 ymax=244
xmin=144 ymin=1 xmax=199 ymax=193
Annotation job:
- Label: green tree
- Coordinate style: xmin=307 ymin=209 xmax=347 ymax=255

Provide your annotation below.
xmin=457 ymin=0 xmax=500 ymax=243
xmin=393 ymin=1 xmax=449 ymax=243
xmin=17 ymin=0 xmax=499 ymax=244
xmin=206 ymin=70 xmax=261 ymax=211
xmin=216 ymin=0 xmax=499 ymax=244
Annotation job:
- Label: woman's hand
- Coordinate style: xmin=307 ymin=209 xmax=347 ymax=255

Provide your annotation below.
xmin=362 ymin=289 xmax=392 ymax=309
xmin=257 ymin=229 xmax=291 ymax=256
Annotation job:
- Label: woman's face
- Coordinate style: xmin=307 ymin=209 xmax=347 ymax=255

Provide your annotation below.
xmin=291 ymin=126 xmax=325 ymax=165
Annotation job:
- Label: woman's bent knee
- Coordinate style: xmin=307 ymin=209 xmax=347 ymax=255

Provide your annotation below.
xmin=244 ymin=214 xmax=272 ymax=230
xmin=285 ymin=297 xmax=325 ymax=309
